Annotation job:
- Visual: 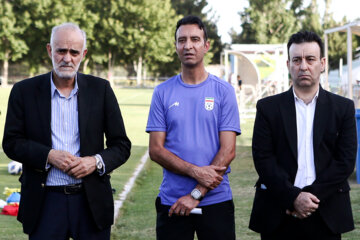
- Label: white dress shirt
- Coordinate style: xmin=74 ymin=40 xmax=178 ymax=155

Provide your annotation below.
xmin=46 ymin=74 xmax=105 ymax=186
xmin=293 ymin=88 xmax=319 ymax=188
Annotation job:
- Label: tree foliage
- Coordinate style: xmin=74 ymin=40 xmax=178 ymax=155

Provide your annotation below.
xmin=233 ymin=0 xmax=299 ymax=44
xmin=232 ymin=0 xmax=358 ymax=71
xmin=0 ymin=0 xmax=222 ymax=84
xmin=0 ymin=0 xmax=30 ymax=84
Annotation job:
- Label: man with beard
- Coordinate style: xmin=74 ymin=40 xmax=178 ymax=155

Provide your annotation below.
xmin=2 ymin=22 xmax=131 ymax=240
xmin=146 ymin=16 xmax=241 ymax=240
xmin=249 ymin=31 xmax=357 ymax=240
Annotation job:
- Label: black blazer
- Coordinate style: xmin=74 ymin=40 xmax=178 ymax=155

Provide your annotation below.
xmin=2 ymin=72 xmax=131 ymax=234
xmin=249 ymin=86 xmax=357 ymax=234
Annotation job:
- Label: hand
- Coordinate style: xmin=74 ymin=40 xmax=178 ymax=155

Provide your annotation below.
xmin=192 ymin=165 xmax=226 ymax=189
xmin=286 ymin=209 xmax=308 ymax=219
xmin=293 ymin=192 xmax=319 ymax=218
xmin=169 ymin=195 xmax=199 ymax=217
xmin=47 ymin=149 xmax=76 ymax=171
xmin=65 ymin=156 xmax=96 ymax=179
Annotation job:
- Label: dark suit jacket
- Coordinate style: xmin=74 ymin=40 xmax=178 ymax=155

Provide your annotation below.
xmin=249 ymin=86 xmax=357 ymax=234
xmin=2 ymin=72 xmax=131 ymax=234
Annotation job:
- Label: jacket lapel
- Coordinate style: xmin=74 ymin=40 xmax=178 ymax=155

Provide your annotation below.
xmin=280 ymin=88 xmax=298 ymax=160
xmin=36 ymin=72 xmax=52 ymax=145
xmin=77 ymin=73 xmax=91 ymax=151
xmin=313 ymin=87 xmax=330 ymax=153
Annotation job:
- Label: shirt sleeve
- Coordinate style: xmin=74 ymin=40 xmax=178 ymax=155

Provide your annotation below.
xmin=95 ymin=154 xmax=106 ymax=176
xmin=219 ymin=86 xmax=241 ymax=135
xmin=146 ymin=87 xmax=167 ymax=133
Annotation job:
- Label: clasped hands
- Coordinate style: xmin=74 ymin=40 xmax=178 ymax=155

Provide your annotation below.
xmin=286 ymin=192 xmax=320 ymax=219
xmin=169 ymin=165 xmax=226 ymax=217
xmin=47 ymin=149 xmax=96 ymax=179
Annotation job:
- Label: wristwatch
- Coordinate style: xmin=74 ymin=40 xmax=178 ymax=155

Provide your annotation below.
xmin=94 ymin=155 xmax=103 ymax=173
xmin=191 ymin=188 xmax=204 ymax=201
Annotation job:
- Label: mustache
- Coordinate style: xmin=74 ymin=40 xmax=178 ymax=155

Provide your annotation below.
xmin=59 ymin=62 xmax=75 ymax=68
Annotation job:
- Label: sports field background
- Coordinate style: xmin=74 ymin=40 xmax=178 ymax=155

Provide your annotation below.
xmin=0 ymin=87 xmax=360 ymax=239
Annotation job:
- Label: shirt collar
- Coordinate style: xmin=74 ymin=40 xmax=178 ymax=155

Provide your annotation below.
xmin=50 ymin=72 xmax=79 ymax=98
xmin=293 ymin=87 xmax=319 ymax=105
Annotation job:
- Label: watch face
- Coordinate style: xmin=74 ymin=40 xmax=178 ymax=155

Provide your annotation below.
xmin=96 ymin=160 xmax=103 ymax=169
xmin=191 ymin=189 xmax=202 ymax=200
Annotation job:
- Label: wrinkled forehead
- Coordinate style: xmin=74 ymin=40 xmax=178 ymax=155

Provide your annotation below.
xmin=52 ymin=28 xmax=84 ymax=48
xmin=176 ymin=24 xmax=205 ymax=40
xmin=289 ymin=42 xmax=321 ymax=58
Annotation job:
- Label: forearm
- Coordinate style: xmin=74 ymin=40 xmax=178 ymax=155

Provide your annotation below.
xmin=3 ymin=137 xmax=51 ymax=171
xmin=194 ymin=131 xmax=236 ymax=195
xmin=149 ymin=145 xmax=198 ymax=178
xmin=102 ymin=82 xmax=132 ymax=173
xmin=253 ymin=106 xmax=301 ymax=209
xmin=304 ymin=101 xmax=357 ymax=200
xmin=209 ymin=143 xmax=235 ymax=175
xmin=98 ymin=136 xmax=131 ymax=173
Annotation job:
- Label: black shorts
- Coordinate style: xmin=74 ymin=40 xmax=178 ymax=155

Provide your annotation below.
xmin=155 ymin=197 xmax=235 ymax=240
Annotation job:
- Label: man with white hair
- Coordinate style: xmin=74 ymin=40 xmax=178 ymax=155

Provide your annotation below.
xmin=2 ymin=22 xmax=131 ymax=239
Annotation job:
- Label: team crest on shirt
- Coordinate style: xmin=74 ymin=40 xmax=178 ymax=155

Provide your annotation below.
xmin=205 ymin=97 xmax=214 ymax=111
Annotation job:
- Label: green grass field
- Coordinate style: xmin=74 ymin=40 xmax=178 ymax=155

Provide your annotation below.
xmin=0 ymin=87 xmax=360 ymax=239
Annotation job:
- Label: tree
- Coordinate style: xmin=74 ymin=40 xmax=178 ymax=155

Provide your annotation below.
xmin=233 ymin=0 xmax=299 ymax=44
xmin=322 ymin=0 xmax=357 ymax=69
xmin=301 ymin=0 xmax=322 ymax=35
xmin=88 ymin=0 xmax=177 ymax=86
xmin=0 ymin=0 xmax=30 ymax=86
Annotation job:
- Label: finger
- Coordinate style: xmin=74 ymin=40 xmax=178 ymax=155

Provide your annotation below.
xmin=292 ymin=210 xmax=306 ymax=219
xmin=211 ymin=165 xmax=226 ymax=171
xmin=67 ymin=163 xmax=83 ymax=177
xmin=64 ymin=160 xmax=80 ymax=173
xmin=169 ymin=202 xmax=178 ymax=217
xmin=309 ymin=194 xmax=320 ymax=204
xmin=72 ymin=168 xmax=85 ymax=179
xmin=179 ymin=209 xmax=186 ymax=216
xmin=308 ymin=201 xmax=319 ymax=210
xmin=216 ymin=175 xmax=223 ymax=181
xmin=286 ymin=210 xmax=292 ymax=215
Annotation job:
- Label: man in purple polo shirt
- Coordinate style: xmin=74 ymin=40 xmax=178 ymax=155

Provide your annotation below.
xmin=146 ymin=15 xmax=241 ymax=240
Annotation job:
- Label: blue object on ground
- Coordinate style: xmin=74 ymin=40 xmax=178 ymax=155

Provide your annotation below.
xmin=6 ymin=192 xmax=20 ymax=203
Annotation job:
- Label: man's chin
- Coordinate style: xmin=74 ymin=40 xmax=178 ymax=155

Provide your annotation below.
xmin=54 ymin=70 xmax=77 ymax=80
xmin=182 ymin=61 xmax=198 ymax=68
xmin=295 ymin=78 xmax=314 ymax=86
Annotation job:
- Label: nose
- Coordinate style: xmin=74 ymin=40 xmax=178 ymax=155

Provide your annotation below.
xmin=299 ymin=58 xmax=308 ymax=70
xmin=184 ymin=40 xmax=192 ymax=49
xmin=63 ymin=52 xmax=71 ymax=62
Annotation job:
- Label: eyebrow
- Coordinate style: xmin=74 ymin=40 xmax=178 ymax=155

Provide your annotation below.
xmin=56 ymin=48 xmax=81 ymax=54
xmin=292 ymin=54 xmax=317 ymax=59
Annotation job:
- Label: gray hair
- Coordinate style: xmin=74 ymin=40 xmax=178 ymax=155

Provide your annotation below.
xmin=50 ymin=22 xmax=87 ymax=51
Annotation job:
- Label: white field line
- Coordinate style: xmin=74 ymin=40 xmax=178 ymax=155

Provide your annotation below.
xmin=113 ymin=149 xmax=149 ymax=222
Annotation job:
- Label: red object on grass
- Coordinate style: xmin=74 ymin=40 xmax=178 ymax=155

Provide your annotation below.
xmin=1 ymin=204 xmax=19 ymax=216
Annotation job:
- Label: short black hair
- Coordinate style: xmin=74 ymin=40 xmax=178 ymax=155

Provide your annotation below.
xmin=287 ymin=31 xmax=324 ymax=59
xmin=175 ymin=15 xmax=208 ymax=42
